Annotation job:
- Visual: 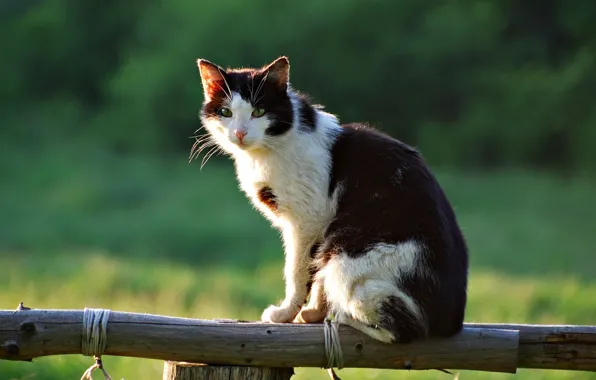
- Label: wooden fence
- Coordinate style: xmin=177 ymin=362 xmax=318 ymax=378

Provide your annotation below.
xmin=1 ymin=306 xmax=595 ymax=379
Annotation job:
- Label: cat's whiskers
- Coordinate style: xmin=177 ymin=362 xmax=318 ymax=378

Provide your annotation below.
xmin=193 ymin=139 xmax=214 ymax=149
xmin=190 ymin=134 xmax=212 ymax=143
xmin=189 ymin=139 xmax=202 ymax=162
xmin=253 ymin=72 xmax=269 ymax=105
xmin=200 ymin=145 xmax=224 ymax=169
xmin=189 ymin=135 xmax=218 ymax=163
xmin=250 ymin=75 xmax=256 ymax=104
xmin=213 ymin=81 xmax=232 ymax=103
xmin=194 ymin=140 xmax=218 ymax=157
xmin=200 ymin=147 xmax=216 ymax=168
xmin=195 ymin=144 xmax=216 ymax=166
xmin=189 ymin=134 xmax=213 ymax=148
xmin=220 ymin=71 xmax=234 ymax=103
xmin=189 ymin=145 xmax=202 ymax=163
xmin=195 ymin=134 xmax=214 ymax=141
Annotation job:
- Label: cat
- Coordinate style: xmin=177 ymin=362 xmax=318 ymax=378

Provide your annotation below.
xmin=194 ymin=56 xmax=469 ymax=344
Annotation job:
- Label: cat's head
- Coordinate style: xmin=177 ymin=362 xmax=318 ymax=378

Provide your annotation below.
xmin=196 ymin=57 xmax=293 ymax=155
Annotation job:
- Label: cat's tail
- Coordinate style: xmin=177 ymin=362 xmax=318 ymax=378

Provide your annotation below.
xmin=333 ymin=308 xmax=454 ymax=376
xmin=330 ymin=292 xmax=429 ymax=344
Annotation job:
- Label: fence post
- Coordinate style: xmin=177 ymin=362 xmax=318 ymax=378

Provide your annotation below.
xmin=163 ymin=362 xmax=294 ymax=380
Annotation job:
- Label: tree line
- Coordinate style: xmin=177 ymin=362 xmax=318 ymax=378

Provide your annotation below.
xmin=2 ymin=0 xmax=595 ymax=172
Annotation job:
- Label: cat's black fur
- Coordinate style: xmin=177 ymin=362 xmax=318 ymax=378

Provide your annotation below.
xmin=317 ymin=124 xmax=468 ymax=342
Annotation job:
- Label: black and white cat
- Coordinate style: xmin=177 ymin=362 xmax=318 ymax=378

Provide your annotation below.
xmin=195 ymin=56 xmax=469 ymax=344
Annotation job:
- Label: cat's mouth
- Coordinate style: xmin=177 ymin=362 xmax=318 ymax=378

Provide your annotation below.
xmin=231 ymin=139 xmax=249 ymax=149
xmin=230 ymin=136 xmax=257 ymax=150
xmin=230 ymin=138 xmax=268 ymax=154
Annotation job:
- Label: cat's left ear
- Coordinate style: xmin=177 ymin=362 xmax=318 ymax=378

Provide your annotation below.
xmin=262 ymin=56 xmax=290 ymax=90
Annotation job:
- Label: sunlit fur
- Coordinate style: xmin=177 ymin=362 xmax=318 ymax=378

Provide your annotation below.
xmin=196 ymin=57 xmax=469 ymax=345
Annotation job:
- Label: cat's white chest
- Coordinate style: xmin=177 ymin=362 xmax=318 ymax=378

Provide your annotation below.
xmin=235 ymin=151 xmax=332 ymax=231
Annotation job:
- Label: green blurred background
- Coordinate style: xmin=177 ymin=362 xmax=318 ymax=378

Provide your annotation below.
xmin=1 ymin=1 xmax=595 ymax=379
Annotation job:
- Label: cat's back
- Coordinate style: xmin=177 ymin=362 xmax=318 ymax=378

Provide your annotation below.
xmin=328 ymin=122 xmax=466 ymax=256
xmin=329 ymin=123 xmax=430 ymax=197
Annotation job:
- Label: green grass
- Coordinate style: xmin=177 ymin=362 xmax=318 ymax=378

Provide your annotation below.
xmin=1 ymin=146 xmax=596 ymax=379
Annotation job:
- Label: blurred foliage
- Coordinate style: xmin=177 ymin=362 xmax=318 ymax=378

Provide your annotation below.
xmin=1 ymin=0 xmax=596 ymax=171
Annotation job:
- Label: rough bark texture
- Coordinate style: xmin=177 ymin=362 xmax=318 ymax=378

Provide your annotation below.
xmin=1 ymin=308 xmax=593 ymax=374
xmin=162 ymin=362 xmax=294 ymax=380
xmin=470 ymin=323 xmax=596 ymax=371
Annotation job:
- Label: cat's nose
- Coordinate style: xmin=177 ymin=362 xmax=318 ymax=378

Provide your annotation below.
xmin=234 ymin=130 xmax=247 ymax=141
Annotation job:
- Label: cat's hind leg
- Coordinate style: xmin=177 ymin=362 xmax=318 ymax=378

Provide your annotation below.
xmin=294 ymin=278 xmax=328 ymax=323
xmin=319 ymin=241 xmax=430 ymax=344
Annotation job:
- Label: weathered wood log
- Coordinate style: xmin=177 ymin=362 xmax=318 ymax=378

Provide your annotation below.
xmin=0 ymin=308 xmax=593 ymax=373
xmin=163 ymin=362 xmax=294 ymax=380
xmin=470 ymin=323 xmax=596 ymax=371
xmin=0 ymin=308 xmax=519 ymax=373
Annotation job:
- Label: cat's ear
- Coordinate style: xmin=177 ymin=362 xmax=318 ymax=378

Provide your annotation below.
xmin=262 ymin=56 xmax=290 ymax=90
xmin=197 ymin=59 xmax=227 ymax=101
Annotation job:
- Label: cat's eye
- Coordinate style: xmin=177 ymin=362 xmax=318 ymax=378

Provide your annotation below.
xmin=252 ymin=108 xmax=265 ymax=118
xmin=218 ymin=107 xmax=233 ymax=117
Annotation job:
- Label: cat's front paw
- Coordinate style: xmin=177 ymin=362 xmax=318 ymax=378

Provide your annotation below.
xmin=261 ymin=304 xmax=300 ymax=323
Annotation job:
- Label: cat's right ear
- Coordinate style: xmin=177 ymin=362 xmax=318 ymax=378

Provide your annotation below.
xmin=197 ymin=59 xmax=227 ymax=101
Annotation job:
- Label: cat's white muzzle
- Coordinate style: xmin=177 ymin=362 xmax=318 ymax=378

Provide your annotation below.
xmin=228 ymin=129 xmax=259 ymax=149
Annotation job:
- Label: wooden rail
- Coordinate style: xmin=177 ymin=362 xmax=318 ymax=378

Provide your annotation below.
xmin=1 ymin=308 xmax=596 ymax=375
